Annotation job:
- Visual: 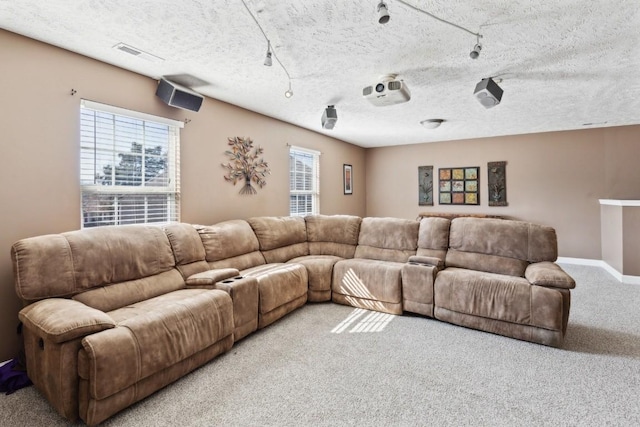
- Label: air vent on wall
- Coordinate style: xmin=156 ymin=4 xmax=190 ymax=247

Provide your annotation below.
xmin=113 ymin=43 xmax=164 ymax=63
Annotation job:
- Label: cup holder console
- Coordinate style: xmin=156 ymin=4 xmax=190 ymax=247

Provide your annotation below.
xmin=221 ymin=276 xmax=245 ymax=284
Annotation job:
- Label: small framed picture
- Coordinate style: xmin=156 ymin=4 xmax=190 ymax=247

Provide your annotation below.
xmin=343 ymin=164 xmax=353 ymax=195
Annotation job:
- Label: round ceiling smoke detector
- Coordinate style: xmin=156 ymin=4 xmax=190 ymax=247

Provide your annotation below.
xmin=420 ymin=119 xmax=444 ymax=129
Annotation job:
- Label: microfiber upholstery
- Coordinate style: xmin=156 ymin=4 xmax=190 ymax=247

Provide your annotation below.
xmin=12 ymin=224 xmax=237 ymax=425
xmin=164 ymin=223 xmax=210 ymax=279
xmin=354 ymin=217 xmax=419 ymax=262
xmin=305 ymin=214 xmax=362 ymax=258
xmin=12 ymin=225 xmax=176 ymax=303
xmin=333 ymin=217 xmax=419 ymax=315
xmin=434 ymin=217 xmax=572 ymax=346
xmin=434 ymin=267 xmax=565 ymax=346
xmin=416 ymin=217 xmax=451 ymax=261
xmin=196 ymin=220 xmax=266 ymax=270
xmin=79 ymin=289 xmax=232 ymax=401
xmin=12 ymin=214 xmax=577 ymax=425
xmin=247 ymin=216 xmax=309 ymax=263
xmin=445 ymin=217 xmax=558 ymax=276
xmin=288 ymin=215 xmax=363 ymax=302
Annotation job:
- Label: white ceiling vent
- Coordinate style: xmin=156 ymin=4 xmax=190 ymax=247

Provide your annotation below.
xmin=113 ymin=43 xmax=164 ymax=63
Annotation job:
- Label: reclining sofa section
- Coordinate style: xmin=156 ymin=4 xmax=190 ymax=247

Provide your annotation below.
xmin=11 ymin=214 xmax=575 ymax=425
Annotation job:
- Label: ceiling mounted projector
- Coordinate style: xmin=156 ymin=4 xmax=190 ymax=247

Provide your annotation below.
xmin=362 ymin=75 xmax=411 ymax=107
xmin=474 ymin=77 xmax=503 ymax=109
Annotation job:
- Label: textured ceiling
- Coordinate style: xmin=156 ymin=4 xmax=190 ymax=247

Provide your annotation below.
xmin=1 ymin=0 xmax=639 ymax=147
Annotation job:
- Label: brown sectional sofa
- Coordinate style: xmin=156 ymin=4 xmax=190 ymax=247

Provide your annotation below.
xmin=11 ymin=214 xmax=575 ymax=425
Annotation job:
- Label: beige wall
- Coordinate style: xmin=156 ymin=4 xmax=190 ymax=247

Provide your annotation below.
xmin=365 ymin=126 xmax=640 ymax=259
xmin=601 ymin=204 xmax=623 ymax=272
xmin=0 ymin=30 xmax=365 ymax=361
xmin=622 ymin=208 xmax=640 ymax=276
xmin=600 ymin=202 xmax=640 ymax=277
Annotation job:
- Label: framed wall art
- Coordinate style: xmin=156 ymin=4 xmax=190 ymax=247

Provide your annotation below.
xmin=439 ymin=166 xmax=480 ymax=205
xmin=343 ymin=164 xmax=353 ymax=195
xmin=418 ymin=165 xmax=434 ymax=206
xmin=488 ymin=161 xmax=507 ymax=206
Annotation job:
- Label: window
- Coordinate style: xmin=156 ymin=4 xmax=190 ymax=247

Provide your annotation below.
xmin=289 ymin=146 xmax=320 ymax=216
xmin=80 ymin=100 xmax=182 ymax=228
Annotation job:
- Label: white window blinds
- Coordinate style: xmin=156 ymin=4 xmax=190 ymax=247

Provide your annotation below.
xmin=289 ymin=146 xmax=320 ymax=216
xmin=80 ymin=100 xmax=182 ymax=228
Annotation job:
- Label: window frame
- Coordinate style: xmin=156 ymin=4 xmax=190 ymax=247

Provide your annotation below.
xmin=79 ymin=99 xmax=183 ymax=228
xmin=289 ymin=145 xmax=320 ymax=217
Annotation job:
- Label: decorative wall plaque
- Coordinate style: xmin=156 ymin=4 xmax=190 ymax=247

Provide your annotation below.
xmin=418 ymin=165 xmax=434 ymax=206
xmin=488 ymin=161 xmax=507 ymax=206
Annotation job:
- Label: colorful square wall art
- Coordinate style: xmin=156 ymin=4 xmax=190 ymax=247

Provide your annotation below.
xmin=438 ymin=166 xmax=480 ymax=205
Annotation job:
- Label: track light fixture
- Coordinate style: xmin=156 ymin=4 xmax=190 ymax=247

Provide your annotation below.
xmin=377 ymin=1 xmax=390 ymax=24
xmin=285 ymin=81 xmax=293 ymax=98
xmin=393 ymin=1 xmax=484 ymax=58
xmin=470 ymin=43 xmax=482 ymax=59
xmin=241 ymin=0 xmax=293 ymax=98
xmin=321 ymin=105 xmax=338 ymax=130
xmin=264 ymin=42 xmax=272 ymax=66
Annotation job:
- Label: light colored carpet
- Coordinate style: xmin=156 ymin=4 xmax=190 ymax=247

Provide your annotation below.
xmin=1 ymin=264 xmax=639 ymax=426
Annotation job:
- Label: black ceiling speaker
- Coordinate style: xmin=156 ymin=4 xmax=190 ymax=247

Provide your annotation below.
xmin=474 ymin=77 xmax=503 ymax=109
xmin=156 ymin=78 xmax=203 ymax=112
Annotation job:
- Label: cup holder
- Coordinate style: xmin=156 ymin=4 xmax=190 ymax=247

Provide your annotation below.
xmin=234 ymin=276 xmax=244 ymax=279
xmin=221 ymin=276 xmax=244 ymax=284
xmin=222 ymin=280 xmax=234 ymax=283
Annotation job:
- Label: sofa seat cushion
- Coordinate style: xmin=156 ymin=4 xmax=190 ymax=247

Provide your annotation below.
xmin=241 ymin=263 xmax=308 ymax=315
xmin=79 ymin=289 xmax=233 ymax=400
xmin=332 ymin=259 xmax=404 ymax=305
xmin=288 ymin=255 xmax=343 ymax=302
xmin=434 ymin=267 xmax=563 ymax=332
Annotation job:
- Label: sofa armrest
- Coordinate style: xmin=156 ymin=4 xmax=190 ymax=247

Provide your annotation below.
xmin=185 ymin=268 xmax=240 ymax=287
xmin=408 ymin=255 xmax=444 ymax=268
xmin=18 ymin=298 xmax=116 ymax=344
xmin=525 ymin=262 xmax=576 ymax=289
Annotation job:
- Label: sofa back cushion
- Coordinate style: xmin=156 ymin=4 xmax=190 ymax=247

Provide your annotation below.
xmin=247 ymin=216 xmax=309 ymax=263
xmin=416 ymin=217 xmax=451 ymax=261
xmin=196 ymin=220 xmax=265 ymax=270
xmin=305 ymin=215 xmax=362 ymax=258
xmin=354 ymin=217 xmax=419 ymax=263
xmin=164 ymin=223 xmax=209 ymax=278
xmin=12 ymin=225 xmax=179 ymax=305
xmin=446 ymin=217 xmax=558 ymax=276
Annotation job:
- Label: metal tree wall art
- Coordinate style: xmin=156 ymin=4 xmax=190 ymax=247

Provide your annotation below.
xmin=221 ymin=136 xmax=271 ymax=195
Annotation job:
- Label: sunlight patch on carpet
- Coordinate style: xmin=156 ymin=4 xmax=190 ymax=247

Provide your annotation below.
xmin=331 ymin=308 xmax=395 ymax=334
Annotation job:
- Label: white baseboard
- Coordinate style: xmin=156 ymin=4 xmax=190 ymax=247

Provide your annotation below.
xmin=556 ymin=257 xmax=606 ymax=267
xmin=557 ymin=257 xmax=640 ymax=285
